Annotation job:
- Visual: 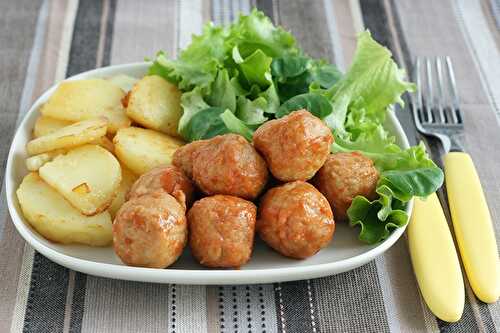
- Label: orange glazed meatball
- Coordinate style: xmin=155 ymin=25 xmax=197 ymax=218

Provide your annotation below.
xmin=126 ymin=165 xmax=194 ymax=209
xmin=191 ymin=134 xmax=268 ymax=199
xmin=172 ymin=139 xmax=209 ymax=179
xmin=313 ymin=152 xmax=379 ymax=222
xmin=257 ymin=181 xmax=335 ymax=259
xmin=253 ymin=110 xmax=333 ymax=181
xmin=113 ymin=191 xmax=187 ymax=268
xmin=188 ymin=195 xmax=257 ymax=268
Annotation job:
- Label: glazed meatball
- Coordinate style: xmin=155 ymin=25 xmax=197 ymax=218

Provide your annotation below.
xmin=257 ymin=181 xmax=335 ymax=259
xmin=191 ymin=134 xmax=268 ymax=199
xmin=313 ymin=152 xmax=379 ymax=222
xmin=253 ymin=110 xmax=333 ymax=181
xmin=188 ymin=195 xmax=257 ymax=268
xmin=126 ymin=165 xmax=194 ymax=209
xmin=113 ymin=191 xmax=187 ymax=268
xmin=172 ymin=139 xmax=209 ymax=179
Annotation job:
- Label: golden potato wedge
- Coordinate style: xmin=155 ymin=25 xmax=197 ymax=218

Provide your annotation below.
xmin=126 ymin=75 xmax=182 ymax=136
xmin=40 ymin=79 xmax=131 ymax=133
xmin=26 ymin=118 xmax=108 ymax=156
xmin=113 ymin=127 xmax=184 ymax=175
xmin=16 ymin=173 xmax=112 ymax=246
xmin=39 ymin=145 xmax=121 ymax=215
xmin=33 ymin=116 xmax=73 ymax=138
xmin=107 ymin=74 xmax=138 ymax=92
xmin=25 ymin=149 xmax=65 ymax=171
xmin=107 ymin=166 xmax=138 ymax=219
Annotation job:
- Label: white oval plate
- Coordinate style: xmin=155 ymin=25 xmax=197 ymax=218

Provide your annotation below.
xmin=6 ymin=63 xmax=412 ymax=285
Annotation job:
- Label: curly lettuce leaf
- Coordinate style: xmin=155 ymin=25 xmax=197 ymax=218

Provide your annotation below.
xmin=226 ymin=8 xmax=297 ymax=58
xmin=324 ymin=31 xmax=415 ymax=137
xmin=348 ymin=185 xmax=408 ymax=244
xmin=149 ymin=25 xmax=227 ymax=90
xmin=233 ymin=47 xmax=273 ymax=88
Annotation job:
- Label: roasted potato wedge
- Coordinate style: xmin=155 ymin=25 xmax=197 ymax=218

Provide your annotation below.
xmin=108 ymin=74 xmax=138 ymax=93
xmin=25 ymin=149 xmax=65 ymax=171
xmin=16 ymin=173 xmax=112 ymax=246
xmin=126 ymin=75 xmax=182 ymax=136
xmin=107 ymin=166 xmax=138 ymax=219
xmin=113 ymin=127 xmax=184 ymax=175
xmin=33 ymin=116 xmax=73 ymax=138
xmin=39 ymin=145 xmax=121 ymax=215
xmin=26 ymin=118 xmax=108 ymax=156
xmin=40 ymin=79 xmax=131 ymax=133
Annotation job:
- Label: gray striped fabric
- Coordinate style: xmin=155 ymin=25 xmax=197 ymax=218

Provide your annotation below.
xmin=0 ymin=0 xmax=499 ymax=332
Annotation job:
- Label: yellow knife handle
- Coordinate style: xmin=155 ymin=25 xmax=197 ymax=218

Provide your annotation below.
xmin=409 ymin=193 xmax=464 ymax=322
xmin=444 ymin=152 xmax=500 ymax=303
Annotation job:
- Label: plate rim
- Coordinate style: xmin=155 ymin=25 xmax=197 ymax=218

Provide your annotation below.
xmin=5 ymin=62 xmax=413 ymax=285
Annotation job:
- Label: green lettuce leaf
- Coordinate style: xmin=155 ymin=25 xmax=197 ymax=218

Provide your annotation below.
xmin=220 ymin=109 xmax=255 ymax=141
xmin=149 ymin=24 xmax=227 ymax=90
xmin=226 ymin=8 xmax=297 ymax=58
xmin=277 ymin=93 xmax=333 ymax=119
xmin=236 ymin=96 xmax=268 ymax=126
xmin=183 ymin=107 xmax=229 ymax=141
xmin=348 ymin=185 xmax=408 ymax=244
xmin=233 ymin=47 xmax=273 ymax=88
xmin=324 ymin=31 xmax=415 ymax=137
xmin=205 ymin=69 xmax=237 ymax=112
xmin=178 ymin=88 xmax=210 ymax=139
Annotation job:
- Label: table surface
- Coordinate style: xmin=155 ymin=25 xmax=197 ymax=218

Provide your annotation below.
xmin=1 ymin=0 xmax=499 ymax=332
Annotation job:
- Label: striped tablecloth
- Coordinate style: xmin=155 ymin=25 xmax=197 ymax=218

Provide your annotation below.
xmin=1 ymin=1 xmax=499 ymax=332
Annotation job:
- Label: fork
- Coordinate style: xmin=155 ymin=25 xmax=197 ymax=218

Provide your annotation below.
xmin=410 ymin=56 xmax=499 ymax=303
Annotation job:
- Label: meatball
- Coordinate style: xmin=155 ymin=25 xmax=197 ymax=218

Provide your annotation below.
xmin=126 ymin=165 xmax=194 ymax=209
xmin=188 ymin=195 xmax=257 ymax=268
xmin=191 ymin=134 xmax=268 ymax=199
xmin=253 ymin=110 xmax=333 ymax=181
xmin=113 ymin=191 xmax=187 ymax=268
xmin=313 ymin=152 xmax=379 ymax=222
xmin=172 ymin=139 xmax=209 ymax=179
xmin=257 ymin=181 xmax=335 ymax=259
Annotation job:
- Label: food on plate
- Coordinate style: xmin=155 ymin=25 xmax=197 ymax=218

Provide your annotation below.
xmin=149 ymin=10 xmax=444 ymax=244
xmin=127 ymin=165 xmax=194 ymax=209
xmin=26 ymin=118 xmax=108 ymax=155
xmin=107 ymin=166 xmax=138 ymax=219
xmin=39 ymin=145 xmax=121 ymax=216
xmin=40 ymin=79 xmax=131 ymax=133
xmin=253 ymin=110 xmax=333 ymax=181
xmin=33 ymin=116 xmax=73 ymax=138
xmin=125 ymin=75 xmax=182 ymax=136
xmin=14 ymin=8 xmax=445 ymax=267
xmin=314 ymin=152 xmax=379 ymax=222
xmin=107 ymin=74 xmax=138 ymax=92
xmin=113 ymin=190 xmax=187 ymax=268
xmin=113 ymin=126 xmax=184 ymax=175
xmin=16 ymin=173 xmax=112 ymax=246
xmin=191 ymin=134 xmax=268 ymax=199
xmin=172 ymin=139 xmax=209 ymax=178
xmin=257 ymin=181 xmax=335 ymax=259
xmin=188 ymin=195 xmax=256 ymax=268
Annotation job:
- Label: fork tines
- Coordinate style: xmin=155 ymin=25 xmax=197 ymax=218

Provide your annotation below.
xmin=411 ymin=56 xmax=463 ymax=128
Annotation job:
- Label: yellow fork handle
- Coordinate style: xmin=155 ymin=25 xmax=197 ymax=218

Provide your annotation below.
xmin=409 ymin=193 xmax=464 ymax=322
xmin=444 ymin=152 xmax=500 ymax=303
